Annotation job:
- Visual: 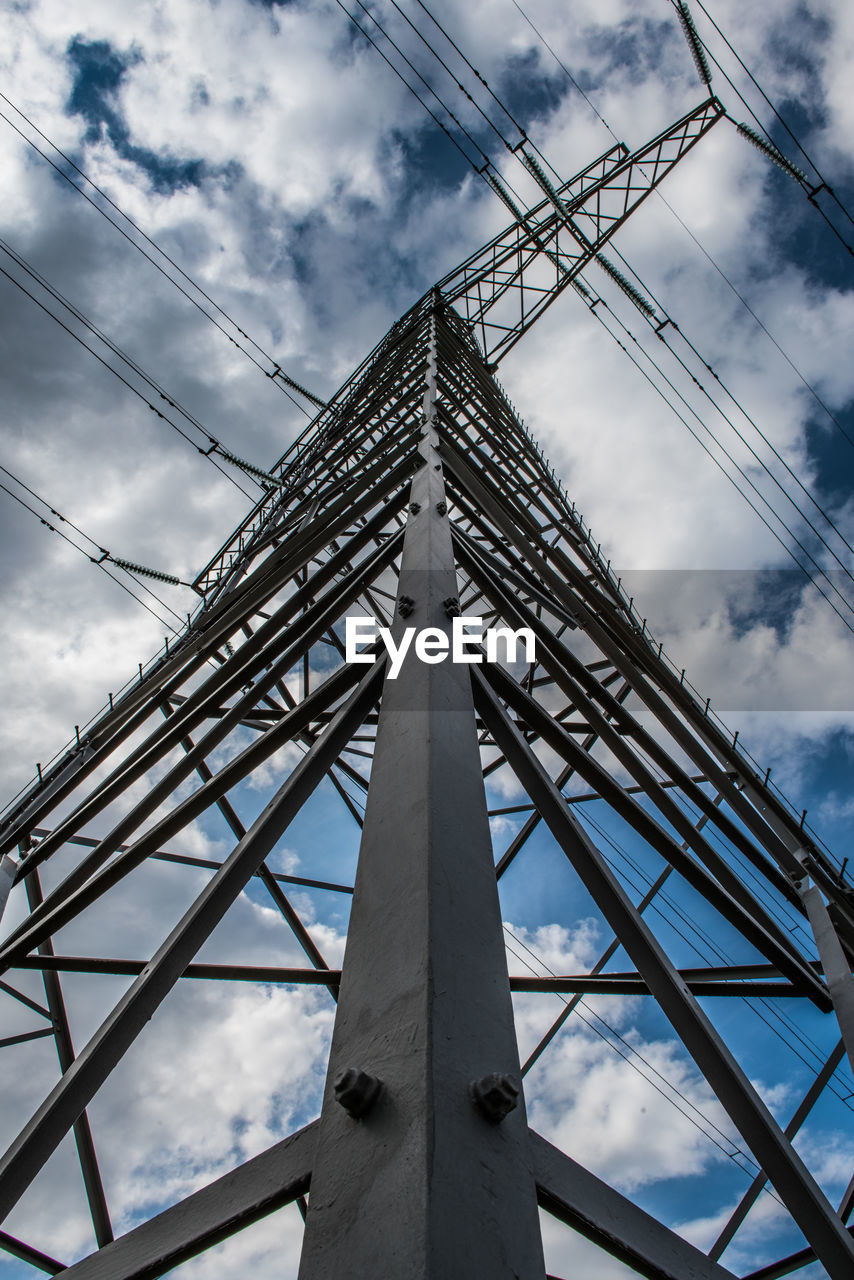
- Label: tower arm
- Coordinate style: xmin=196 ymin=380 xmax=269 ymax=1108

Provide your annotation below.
xmin=438 ymin=96 xmax=725 ymax=363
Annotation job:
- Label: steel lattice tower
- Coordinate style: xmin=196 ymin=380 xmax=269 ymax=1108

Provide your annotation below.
xmin=2 ymin=93 xmax=854 ymax=1278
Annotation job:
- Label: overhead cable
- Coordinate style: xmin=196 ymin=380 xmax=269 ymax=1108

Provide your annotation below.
xmin=0 ymin=471 xmax=184 ymax=629
xmin=605 ymin=243 xmax=854 ymax=567
xmin=690 ymin=0 xmax=854 ymax=231
xmin=0 ymin=241 xmax=257 ymax=499
xmin=0 ymin=90 xmax=324 ymax=415
xmin=512 ymin=0 xmax=854 ymax=450
xmin=663 ymin=0 xmax=854 ymax=258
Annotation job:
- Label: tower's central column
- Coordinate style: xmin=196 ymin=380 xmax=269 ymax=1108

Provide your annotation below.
xmin=297 ymin=302 xmax=545 ymax=1277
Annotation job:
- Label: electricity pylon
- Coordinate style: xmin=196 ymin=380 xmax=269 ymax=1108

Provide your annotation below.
xmin=1 ymin=91 xmax=854 ymax=1279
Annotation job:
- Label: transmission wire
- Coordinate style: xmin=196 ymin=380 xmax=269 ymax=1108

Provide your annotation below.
xmin=601 ymin=245 xmax=854 ymax=575
xmin=333 ymin=0 xmax=492 ymax=170
xmin=569 ymin=283 xmax=854 ymax=632
xmin=392 ymin=0 xmax=854 ymax=552
xmin=661 ymin=0 xmax=854 ymax=261
xmin=0 ymin=247 xmax=257 ymax=501
xmin=412 ymin=0 xmax=527 ymax=137
xmin=503 ymin=929 xmax=765 ymax=1179
xmin=510 ymin=0 xmax=854 ymax=454
xmin=384 ymin=0 xmax=520 ymax=153
xmin=577 ymin=806 xmax=854 ymax=1101
xmin=0 ymin=475 xmax=183 ymax=630
xmin=0 ymin=91 xmax=316 ymax=417
xmin=671 ymin=0 xmax=854 ymax=242
xmin=579 ymin=805 xmax=854 ymax=1100
xmin=343 ymin=1 xmax=854 ymax=632
xmin=508 ymin=0 xmax=620 ymax=140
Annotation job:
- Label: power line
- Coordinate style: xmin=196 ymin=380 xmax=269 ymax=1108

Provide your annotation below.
xmin=412 ymin=0 xmax=527 ymax=138
xmin=649 ymin=186 xmax=854 ymax=451
xmin=0 ymin=90 xmax=324 ymax=415
xmin=0 ymin=471 xmax=184 ymax=630
xmin=663 ymin=0 xmax=854 ymax=260
xmin=508 ymin=0 xmax=619 ymax=141
xmin=688 ymin=0 xmax=854 ymax=231
xmin=0 ymin=242 xmax=258 ymax=500
xmin=511 ymin=0 xmax=854 ymax=454
xmin=385 ymin=0 xmax=519 ymax=153
xmin=577 ymin=807 xmax=854 ymax=1105
xmin=332 ymin=0 xmax=492 ymax=171
xmin=504 ymin=929 xmax=766 ymax=1180
xmin=581 ymin=291 xmax=854 ymax=635
xmin=339 ymin=0 xmax=854 ymax=632
xmin=601 ymin=244 xmax=854 ymax=573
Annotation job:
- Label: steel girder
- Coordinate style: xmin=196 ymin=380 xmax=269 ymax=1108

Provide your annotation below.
xmin=1 ymin=147 xmax=854 ymax=1280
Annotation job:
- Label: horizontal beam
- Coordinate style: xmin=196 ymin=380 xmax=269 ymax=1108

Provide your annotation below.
xmin=0 ymin=666 xmax=381 ymax=1223
xmin=14 ymin=957 xmax=801 ymax=1000
xmin=512 ymin=976 xmax=802 ymax=998
xmin=0 ymin=1228 xmax=64 ymax=1275
xmin=530 ymin=1128 xmax=736 ymax=1280
xmin=15 ymin=957 xmax=343 ymax=984
xmin=58 ymin=1122 xmax=316 ymax=1279
xmin=30 ymin=828 xmax=354 ymax=895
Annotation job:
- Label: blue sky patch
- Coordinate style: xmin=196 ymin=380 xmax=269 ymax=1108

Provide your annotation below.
xmin=66 ymin=36 xmax=206 ymax=193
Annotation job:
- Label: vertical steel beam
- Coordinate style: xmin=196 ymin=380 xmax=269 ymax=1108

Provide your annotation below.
xmin=0 ymin=856 xmax=15 ymax=922
xmin=23 ymin=866 xmax=113 ymax=1249
xmin=800 ymin=880 xmax=854 ymax=1075
xmin=298 ymin=305 xmax=545 ymax=1278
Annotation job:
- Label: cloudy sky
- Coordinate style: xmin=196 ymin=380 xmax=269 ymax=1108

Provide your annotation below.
xmin=1 ymin=0 xmax=854 ymax=1275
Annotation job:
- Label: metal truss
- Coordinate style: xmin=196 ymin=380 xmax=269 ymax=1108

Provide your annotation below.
xmin=191 ymin=96 xmax=724 ymax=603
xmin=2 ymin=103 xmax=854 ymax=1280
xmin=439 ymin=95 xmax=725 ymax=363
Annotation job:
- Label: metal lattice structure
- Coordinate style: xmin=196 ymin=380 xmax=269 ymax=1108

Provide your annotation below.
xmin=2 ymin=92 xmax=854 ymax=1279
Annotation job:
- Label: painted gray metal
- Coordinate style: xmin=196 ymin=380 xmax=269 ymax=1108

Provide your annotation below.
xmin=0 ymin=101 xmax=851 ymax=1280
xmin=473 ymin=665 xmax=854 ymax=1276
xmin=23 ymin=868 xmax=113 ymax=1249
xmin=529 ymin=1129 xmax=736 ymax=1280
xmin=58 ymin=1122 xmax=317 ymax=1279
xmin=0 ymin=856 xmax=14 ymax=923
xmin=298 ymin=307 xmax=545 ymax=1278
xmin=709 ymin=1039 xmax=847 ymax=1260
xmin=0 ymin=666 xmax=383 ymax=1221
xmin=801 ymin=880 xmax=854 ymax=1074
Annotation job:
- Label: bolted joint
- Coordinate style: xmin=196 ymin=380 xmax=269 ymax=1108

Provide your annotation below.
xmin=443 ymin=595 xmax=461 ymax=618
xmin=435 ymin=500 xmax=447 ymax=516
xmin=409 ymin=501 xmax=422 ymax=515
xmin=334 ymin=1067 xmax=383 ymax=1119
xmin=470 ymin=1072 xmax=519 ymax=1124
xmin=398 ymin=594 xmax=416 ymax=618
